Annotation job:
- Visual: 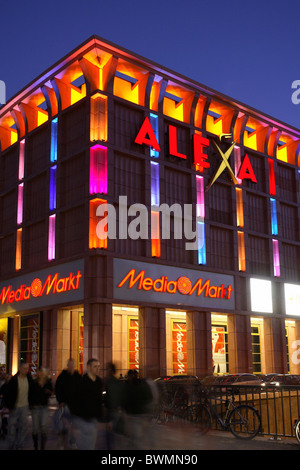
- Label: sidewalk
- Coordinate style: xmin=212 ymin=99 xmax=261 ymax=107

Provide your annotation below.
xmin=0 ymin=408 xmax=299 ymax=452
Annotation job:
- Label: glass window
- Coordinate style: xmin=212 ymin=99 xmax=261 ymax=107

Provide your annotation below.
xmin=19 ymin=313 xmax=40 ymax=376
xmin=251 ymin=324 xmax=262 ymax=373
xmin=211 ymin=314 xmax=229 ymax=374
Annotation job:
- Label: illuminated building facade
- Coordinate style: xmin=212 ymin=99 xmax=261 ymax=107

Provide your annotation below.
xmin=1 ymin=36 xmax=300 ymax=379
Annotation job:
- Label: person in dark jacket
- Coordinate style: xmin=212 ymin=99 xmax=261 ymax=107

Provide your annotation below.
xmin=103 ymin=362 xmax=122 ymax=449
xmin=55 ymin=358 xmax=82 ymax=449
xmin=4 ymin=361 xmax=33 ymax=450
xmin=30 ymin=367 xmax=53 ymax=450
xmin=122 ymin=369 xmax=153 ymax=449
xmin=72 ymin=358 xmax=103 ymax=450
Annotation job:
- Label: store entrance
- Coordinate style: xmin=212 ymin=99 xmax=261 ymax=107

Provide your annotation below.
xmin=112 ymin=305 xmax=139 ymax=378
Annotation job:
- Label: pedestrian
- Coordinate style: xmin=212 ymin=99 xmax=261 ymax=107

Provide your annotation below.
xmin=55 ymin=358 xmax=82 ymax=449
xmin=4 ymin=360 xmax=33 ymax=450
xmin=121 ymin=369 xmax=153 ymax=449
xmin=30 ymin=366 xmax=53 ymax=450
xmin=0 ymin=373 xmax=11 ymax=439
xmin=103 ymin=362 xmax=122 ymax=449
xmin=72 ymin=358 xmax=103 ymax=450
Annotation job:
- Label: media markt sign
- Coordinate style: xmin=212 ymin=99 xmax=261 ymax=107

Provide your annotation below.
xmin=0 ymin=259 xmax=84 ymax=314
xmin=113 ymin=258 xmax=235 ymax=310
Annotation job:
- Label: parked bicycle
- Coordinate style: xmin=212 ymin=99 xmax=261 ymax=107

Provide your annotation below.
xmin=191 ymin=387 xmax=261 ymax=440
xmin=294 ymin=417 xmax=300 ymax=444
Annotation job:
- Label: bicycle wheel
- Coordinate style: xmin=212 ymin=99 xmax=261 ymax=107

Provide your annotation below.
xmin=294 ymin=419 xmax=300 ymax=444
xmin=185 ymin=404 xmax=212 ymax=435
xmin=228 ymin=405 xmax=261 ymax=439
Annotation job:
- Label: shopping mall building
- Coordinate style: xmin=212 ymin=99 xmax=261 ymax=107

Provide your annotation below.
xmin=0 ymin=35 xmax=300 ymax=380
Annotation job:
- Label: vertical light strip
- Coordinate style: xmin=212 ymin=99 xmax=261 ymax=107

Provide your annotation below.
xmin=89 ymin=145 xmax=107 ymax=194
xmin=150 ymin=161 xmax=160 ymax=207
xmin=269 ymin=158 xmax=280 ymax=276
xmin=273 ymin=239 xmax=280 ymax=277
xmin=16 ymin=140 xmax=25 ymax=270
xmin=268 ymin=159 xmax=276 ymax=196
xmin=150 ymin=113 xmax=161 ymax=257
xmin=197 ymin=221 xmax=206 ymax=265
xmin=150 ymin=113 xmax=159 ymax=158
xmin=196 ymin=175 xmax=206 ymax=265
xmin=17 ymin=183 xmax=24 ymax=225
xmin=49 ymin=165 xmax=57 ymax=211
xmin=270 ymin=198 xmax=278 ymax=236
xmin=48 ymin=118 xmax=58 ymax=260
xmin=48 ymin=215 xmax=56 ymax=261
xmin=238 ymin=231 xmax=246 ymax=271
xmin=90 ymin=93 xmax=108 ymax=142
xmin=89 ymin=198 xmax=107 ymax=249
xmin=50 ymin=118 xmax=58 ymax=163
xmin=235 ymin=186 xmax=245 ymax=270
xmin=236 ymin=188 xmax=244 ymax=228
xmin=234 ymin=146 xmax=242 ymax=185
xmin=151 ymin=211 xmax=161 ymax=258
xmin=196 ymin=175 xmax=205 ymax=218
xmin=18 ymin=139 xmax=25 ymax=180
xmin=15 ymin=228 xmax=22 ymax=271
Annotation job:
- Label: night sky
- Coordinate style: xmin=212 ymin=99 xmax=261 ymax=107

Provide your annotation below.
xmin=1 ymin=0 xmax=300 ymax=129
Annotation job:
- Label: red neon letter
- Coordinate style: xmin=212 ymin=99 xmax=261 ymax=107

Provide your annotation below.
xmin=237 ymin=154 xmax=257 ymax=183
xmin=193 ymin=134 xmax=210 ymax=171
xmin=135 ymin=117 xmax=160 ymax=152
xmin=169 ymin=125 xmax=187 ymax=159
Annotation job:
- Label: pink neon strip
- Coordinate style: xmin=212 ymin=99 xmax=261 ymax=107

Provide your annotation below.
xmin=17 ymin=183 xmax=24 ymax=225
xmin=48 ymin=215 xmax=56 ymax=261
xmin=18 ymin=140 xmax=25 ymax=180
xmin=196 ymin=175 xmax=205 ymax=218
xmin=90 ymin=145 xmax=107 ymax=194
xmin=272 ymin=239 xmax=280 ymax=277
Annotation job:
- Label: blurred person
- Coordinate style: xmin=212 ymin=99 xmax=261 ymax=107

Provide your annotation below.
xmin=4 ymin=360 xmax=33 ymax=450
xmin=72 ymin=358 xmax=103 ymax=450
xmin=122 ymin=369 xmax=153 ymax=449
xmin=0 ymin=373 xmax=11 ymax=439
xmin=103 ymin=362 xmax=122 ymax=449
xmin=30 ymin=366 xmax=53 ymax=450
xmin=143 ymin=367 xmax=160 ymax=449
xmin=55 ymin=358 xmax=82 ymax=449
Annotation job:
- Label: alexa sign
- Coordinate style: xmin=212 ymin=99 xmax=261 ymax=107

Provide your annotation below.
xmin=113 ymin=258 xmax=235 ymax=310
xmin=0 ymin=259 xmax=84 ymax=314
xmin=135 ymin=117 xmax=257 ymax=188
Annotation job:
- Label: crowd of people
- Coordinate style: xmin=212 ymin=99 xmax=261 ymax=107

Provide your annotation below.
xmin=0 ymin=358 xmax=158 ymax=450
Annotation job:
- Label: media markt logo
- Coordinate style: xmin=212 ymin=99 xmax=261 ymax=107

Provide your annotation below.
xmin=0 ymin=270 xmax=83 ymax=305
xmin=0 ymin=80 xmax=6 ymax=105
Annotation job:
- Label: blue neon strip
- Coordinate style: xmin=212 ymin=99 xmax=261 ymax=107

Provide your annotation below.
xmin=197 ymin=221 xmax=206 ymax=265
xmin=49 ymin=165 xmax=57 ymax=211
xmin=151 ymin=161 xmax=160 ymax=207
xmin=150 ymin=113 xmax=159 ymax=158
xmin=270 ymin=198 xmax=278 ymax=236
xmin=50 ymin=118 xmax=58 ymax=163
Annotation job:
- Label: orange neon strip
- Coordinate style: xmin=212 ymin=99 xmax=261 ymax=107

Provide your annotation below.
xmin=237 ymin=231 xmax=246 ymax=272
xmin=236 ymin=188 xmax=244 ymax=228
xmin=15 ymin=228 xmax=22 ymax=271
xmin=89 ymin=198 xmax=107 ymax=249
xmin=151 ymin=210 xmax=161 ymax=258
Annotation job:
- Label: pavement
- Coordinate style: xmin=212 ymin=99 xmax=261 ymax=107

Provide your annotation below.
xmin=0 ymin=406 xmax=299 ymax=455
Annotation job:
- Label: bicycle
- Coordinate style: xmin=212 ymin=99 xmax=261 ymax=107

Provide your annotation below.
xmin=294 ymin=418 xmax=300 ymax=444
xmin=154 ymin=387 xmax=192 ymax=425
xmin=190 ymin=387 xmax=261 ymax=440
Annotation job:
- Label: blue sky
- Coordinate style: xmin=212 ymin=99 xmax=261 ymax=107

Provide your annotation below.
xmin=1 ymin=0 xmax=299 ymax=129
